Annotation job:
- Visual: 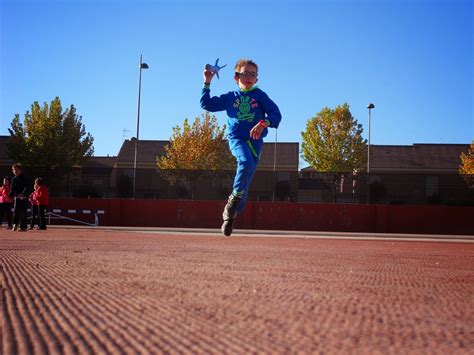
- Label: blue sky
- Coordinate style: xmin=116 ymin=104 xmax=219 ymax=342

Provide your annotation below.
xmin=1 ymin=0 xmax=472 ymax=159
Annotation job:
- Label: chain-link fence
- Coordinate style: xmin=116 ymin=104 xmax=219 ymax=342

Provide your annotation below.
xmin=0 ymin=166 xmax=472 ymax=205
xmin=299 ymin=172 xmax=473 ymax=205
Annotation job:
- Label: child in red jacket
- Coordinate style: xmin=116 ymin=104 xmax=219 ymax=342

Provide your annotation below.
xmin=34 ymin=178 xmax=49 ymax=230
xmin=29 ymin=187 xmax=39 ymax=230
xmin=0 ymin=176 xmax=13 ymax=229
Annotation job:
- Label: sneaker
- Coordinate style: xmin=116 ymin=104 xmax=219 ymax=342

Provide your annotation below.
xmin=18 ymin=228 xmax=28 ymax=232
xmin=221 ymin=218 xmax=235 ymax=236
xmin=222 ymin=194 xmax=242 ymax=220
xmin=12 ymin=224 xmax=18 ymax=231
xmin=221 ymin=194 xmax=241 ymax=237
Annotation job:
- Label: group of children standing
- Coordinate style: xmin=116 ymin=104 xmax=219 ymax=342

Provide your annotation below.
xmin=0 ymin=163 xmax=49 ymax=231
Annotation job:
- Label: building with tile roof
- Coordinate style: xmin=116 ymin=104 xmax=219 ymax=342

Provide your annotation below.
xmin=113 ymin=139 xmax=299 ymax=171
xmin=301 ymin=144 xmax=469 ymax=174
xmin=367 ymin=144 xmax=469 ymax=173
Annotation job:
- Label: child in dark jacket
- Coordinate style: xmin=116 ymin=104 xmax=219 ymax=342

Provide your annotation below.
xmin=9 ymin=163 xmax=32 ymax=231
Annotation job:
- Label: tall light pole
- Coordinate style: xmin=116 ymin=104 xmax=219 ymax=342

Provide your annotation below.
xmin=272 ymin=128 xmax=278 ymax=202
xmin=367 ymin=103 xmax=375 ymax=204
xmin=133 ymin=54 xmax=149 ymax=199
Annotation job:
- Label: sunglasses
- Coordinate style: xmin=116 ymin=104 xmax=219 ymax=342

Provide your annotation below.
xmin=236 ymin=71 xmax=258 ymax=78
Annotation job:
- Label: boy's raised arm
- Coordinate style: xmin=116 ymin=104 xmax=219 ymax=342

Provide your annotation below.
xmin=203 ymin=69 xmax=215 ymax=84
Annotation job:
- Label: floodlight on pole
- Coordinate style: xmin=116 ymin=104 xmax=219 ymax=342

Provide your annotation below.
xmin=133 ymin=54 xmax=149 ymax=199
xmin=366 ymin=103 xmax=375 ymax=203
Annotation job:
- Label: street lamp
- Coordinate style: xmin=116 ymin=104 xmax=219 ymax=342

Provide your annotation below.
xmin=367 ymin=103 xmax=375 ymax=203
xmin=133 ymin=54 xmax=149 ymax=199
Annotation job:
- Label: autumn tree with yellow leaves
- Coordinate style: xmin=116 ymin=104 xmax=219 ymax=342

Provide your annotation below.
xmin=7 ymin=97 xmax=94 ymax=192
xmin=156 ymin=112 xmax=235 ymax=199
xmin=459 ymin=141 xmax=474 ymax=188
xmin=301 ymin=103 xmax=367 ymax=203
xmin=8 ymin=97 xmax=93 ymax=169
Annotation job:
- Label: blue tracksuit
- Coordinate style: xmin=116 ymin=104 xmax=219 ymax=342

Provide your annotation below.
xmin=201 ymin=84 xmax=282 ymax=214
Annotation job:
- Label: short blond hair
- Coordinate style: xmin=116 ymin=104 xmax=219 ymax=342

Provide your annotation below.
xmin=234 ymin=59 xmax=258 ymax=73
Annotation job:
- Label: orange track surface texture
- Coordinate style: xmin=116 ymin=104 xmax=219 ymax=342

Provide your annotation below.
xmin=1 ymin=228 xmax=473 ymax=354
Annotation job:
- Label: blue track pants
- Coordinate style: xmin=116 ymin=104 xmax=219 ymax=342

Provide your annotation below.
xmin=228 ymin=137 xmax=263 ymax=214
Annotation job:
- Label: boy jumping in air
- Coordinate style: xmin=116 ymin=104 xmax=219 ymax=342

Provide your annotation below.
xmin=201 ymin=59 xmax=282 ymax=236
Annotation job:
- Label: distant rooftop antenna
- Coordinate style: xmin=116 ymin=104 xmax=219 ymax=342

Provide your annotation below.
xmin=122 ymin=129 xmax=131 ymax=140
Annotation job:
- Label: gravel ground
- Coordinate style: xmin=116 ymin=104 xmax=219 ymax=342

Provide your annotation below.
xmin=1 ymin=228 xmax=473 ymax=354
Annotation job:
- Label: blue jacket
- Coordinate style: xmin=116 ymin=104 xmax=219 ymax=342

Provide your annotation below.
xmin=201 ymin=85 xmax=282 ymax=140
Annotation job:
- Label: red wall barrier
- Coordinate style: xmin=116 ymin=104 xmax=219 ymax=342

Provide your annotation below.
xmin=48 ymin=198 xmax=474 ymax=236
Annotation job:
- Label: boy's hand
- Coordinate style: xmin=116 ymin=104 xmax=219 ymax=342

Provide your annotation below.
xmin=250 ymin=122 xmax=265 ymax=140
xmin=203 ymin=69 xmax=215 ymax=83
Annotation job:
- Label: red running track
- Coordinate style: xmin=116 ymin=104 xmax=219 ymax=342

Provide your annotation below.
xmin=1 ymin=228 xmax=473 ymax=354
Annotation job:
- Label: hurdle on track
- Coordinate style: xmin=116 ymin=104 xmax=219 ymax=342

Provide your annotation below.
xmin=20 ymin=208 xmax=105 ymax=227
xmin=46 ymin=209 xmax=105 ymax=226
